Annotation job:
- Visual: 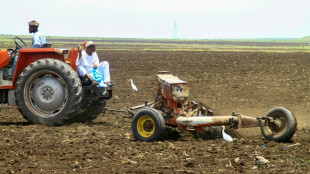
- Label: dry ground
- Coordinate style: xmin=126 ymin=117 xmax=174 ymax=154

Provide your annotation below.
xmin=0 ymin=44 xmax=310 ymax=173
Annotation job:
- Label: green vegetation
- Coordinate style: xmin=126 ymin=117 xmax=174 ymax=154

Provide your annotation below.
xmin=298 ymin=36 xmax=310 ymax=42
xmin=1 ymin=34 xmax=310 ymax=52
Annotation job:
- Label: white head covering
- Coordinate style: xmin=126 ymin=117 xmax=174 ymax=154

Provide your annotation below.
xmin=85 ymin=41 xmax=95 ymax=48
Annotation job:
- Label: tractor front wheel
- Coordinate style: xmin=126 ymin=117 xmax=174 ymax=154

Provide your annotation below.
xmin=261 ymin=107 xmax=297 ymax=142
xmin=132 ymin=107 xmax=165 ymax=142
xmin=15 ymin=59 xmax=82 ymax=126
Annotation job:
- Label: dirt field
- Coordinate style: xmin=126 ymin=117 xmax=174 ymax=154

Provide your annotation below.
xmin=1 ymin=41 xmax=310 ymax=173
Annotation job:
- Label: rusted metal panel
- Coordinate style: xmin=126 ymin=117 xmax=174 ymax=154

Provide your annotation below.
xmin=155 ymin=73 xmax=189 ymax=116
xmin=156 ymin=73 xmax=188 ymax=102
xmin=156 ymin=74 xmax=186 ymax=84
xmin=171 ymin=84 xmax=189 ymax=103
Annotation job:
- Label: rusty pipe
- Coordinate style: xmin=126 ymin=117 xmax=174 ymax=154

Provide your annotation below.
xmin=175 ymin=115 xmax=265 ymax=128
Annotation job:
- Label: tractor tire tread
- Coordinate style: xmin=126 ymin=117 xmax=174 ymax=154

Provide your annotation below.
xmin=15 ymin=58 xmax=82 ymax=126
xmin=261 ymin=107 xmax=297 ymax=142
xmin=73 ymin=100 xmax=106 ymax=122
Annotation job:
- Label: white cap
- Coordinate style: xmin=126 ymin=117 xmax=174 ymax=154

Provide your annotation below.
xmin=85 ymin=41 xmax=95 ymax=48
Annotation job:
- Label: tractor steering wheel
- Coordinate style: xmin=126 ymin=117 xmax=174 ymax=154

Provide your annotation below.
xmin=14 ymin=37 xmax=28 ymax=50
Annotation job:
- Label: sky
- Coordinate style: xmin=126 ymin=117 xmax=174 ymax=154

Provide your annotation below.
xmin=1 ymin=0 xmax=310 ymax=39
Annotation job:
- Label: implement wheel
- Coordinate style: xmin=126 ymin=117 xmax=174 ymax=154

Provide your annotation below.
xmin=132 ymin=107 xmax=165 ymax=142
xmin=261 ymin=107 xmax=297 ymax=142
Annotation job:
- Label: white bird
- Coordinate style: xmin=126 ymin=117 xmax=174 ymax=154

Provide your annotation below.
xmin=222 ymin=126 xmax=233 ymax=142
xmin=130 ymin=79 xmax=138 ymax=92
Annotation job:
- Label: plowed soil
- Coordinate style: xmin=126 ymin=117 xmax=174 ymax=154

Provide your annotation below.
xmin=1 ymin=46 xmax=310 ymax=173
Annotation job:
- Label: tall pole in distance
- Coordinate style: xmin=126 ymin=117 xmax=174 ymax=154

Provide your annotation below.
xmin=173 ymin=19 xmax=178 ymax=39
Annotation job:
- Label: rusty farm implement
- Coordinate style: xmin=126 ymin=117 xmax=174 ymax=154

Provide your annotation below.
xmin=131 ymin=71 xmax=297 ymax=142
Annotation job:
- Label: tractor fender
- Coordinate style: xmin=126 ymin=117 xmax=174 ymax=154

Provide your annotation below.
xmin=0 ymin=50 xmax=9 ymax=69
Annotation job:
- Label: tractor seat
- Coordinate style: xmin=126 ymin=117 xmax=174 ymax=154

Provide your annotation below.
xmin=40 ymin=43 xmax=52 ymax=48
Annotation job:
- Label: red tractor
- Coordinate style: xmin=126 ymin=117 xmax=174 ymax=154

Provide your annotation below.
xmin=0 ymin=37 xmax=113 ymax=125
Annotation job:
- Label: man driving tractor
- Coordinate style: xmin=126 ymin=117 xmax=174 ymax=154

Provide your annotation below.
xmin=28 ymin=20 xmax=46 ymax=48
xmin=12 ymin=20 xmax=47 ymax=75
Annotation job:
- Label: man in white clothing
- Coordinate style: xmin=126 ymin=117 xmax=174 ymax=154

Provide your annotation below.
xmin=28 ymin=20 xmax=46 ymax=48
xmin=76 ymin=41 xmax=111 ymax=86
xmin=12 ymin=20 xmax=47 ymax=75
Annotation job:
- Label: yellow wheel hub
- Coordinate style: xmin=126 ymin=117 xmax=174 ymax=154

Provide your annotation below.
xmin=137 ymin=115 xmax=155 ymax=138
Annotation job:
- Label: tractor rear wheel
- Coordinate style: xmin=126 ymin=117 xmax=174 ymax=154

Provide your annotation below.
xmin=15 ymin=59 xmax=82 ymax=126
xmin=73 ymin=99 xmax=106 ymax=122
xmin=132 ymin=107 xmax=165 ymax=142
xmin=261 ymin=107 xmax=297 ymax=142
